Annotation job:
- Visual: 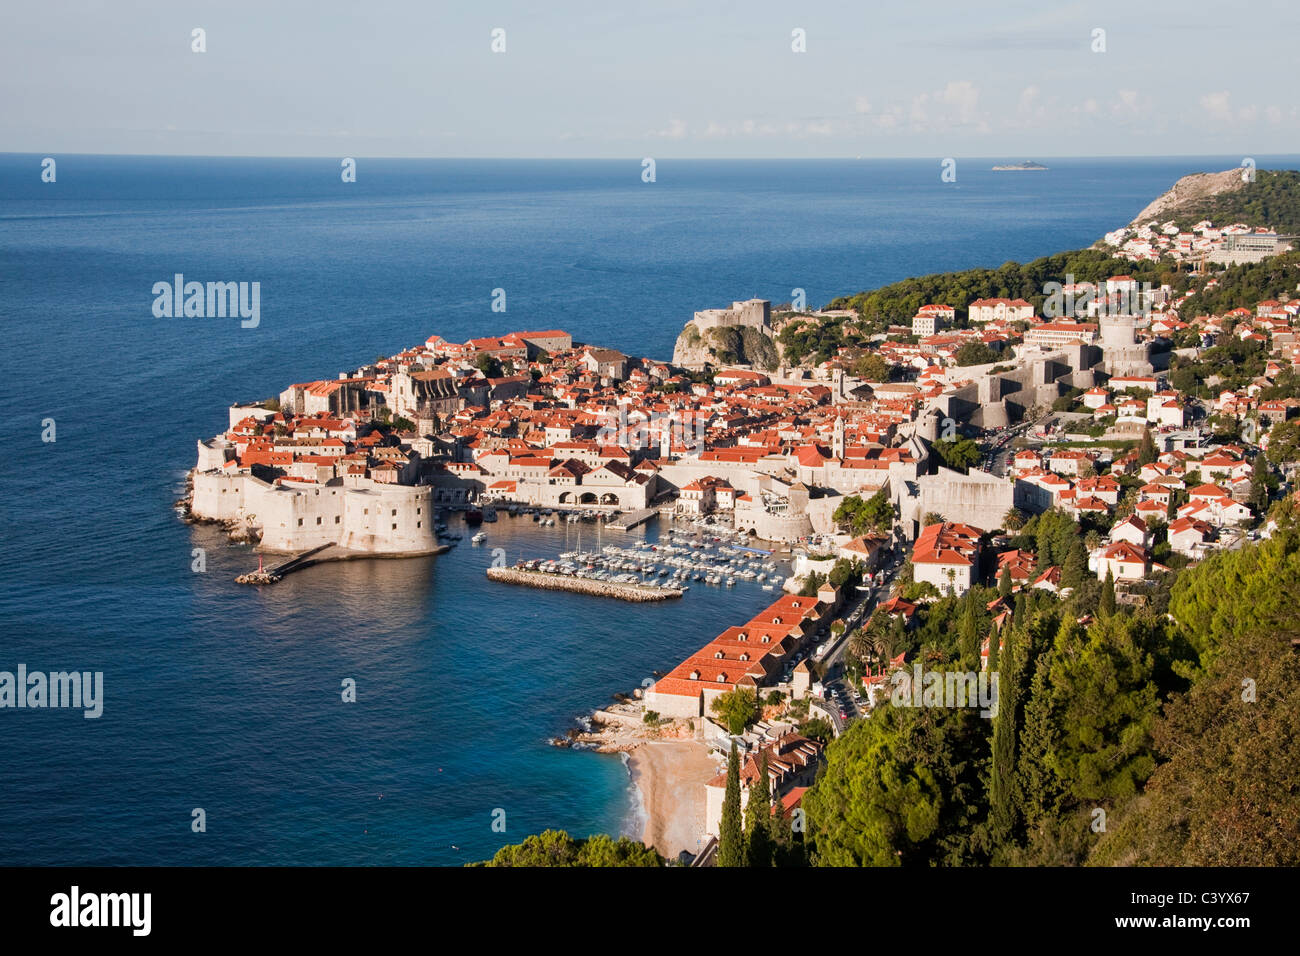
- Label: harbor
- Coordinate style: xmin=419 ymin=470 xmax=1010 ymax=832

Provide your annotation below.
xmin=477 ymin=512 xmax=788 ymax=599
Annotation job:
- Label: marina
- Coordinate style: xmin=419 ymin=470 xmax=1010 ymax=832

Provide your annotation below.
xmin=485 ymin=517 xmax=787 ymax=598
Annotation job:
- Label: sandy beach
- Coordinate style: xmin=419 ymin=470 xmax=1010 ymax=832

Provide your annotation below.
xmin=627 ymin=739 xmax=720 ymax=861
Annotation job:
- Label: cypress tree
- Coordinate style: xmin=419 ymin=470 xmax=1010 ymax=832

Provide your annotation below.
xmin=1060 ymin=541 xmax=1086 ymax=590
xmin=1099 ymin=568 xmax=1116 ymax=619
xmin=989 ymin=622 xmax=1021 ymax=849
xmin=1137 ymin=428 xmax=1157 ymax=466
xmin=958 ymin=595 xmax=980 ymax=667
xmin=718 ymin=742 xmax=744 ymax=867
xmin=744 ymin=750 xmax=772 ymax=867
xmin=998 ymin=564 xmax=1012 ymax=597
xmin=1249 ymin=458 xmax=1270 ymax=512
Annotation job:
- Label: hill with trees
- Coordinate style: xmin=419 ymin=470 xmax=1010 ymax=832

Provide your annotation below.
xmin=801 ymin=513 xmax=1300 ymax=867
xmin=1155 ymin=169 xmax=1300 ymax=235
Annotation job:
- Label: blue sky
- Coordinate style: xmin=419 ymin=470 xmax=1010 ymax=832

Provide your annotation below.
xmin=3 ymin=0 xmax=1297 ymax=158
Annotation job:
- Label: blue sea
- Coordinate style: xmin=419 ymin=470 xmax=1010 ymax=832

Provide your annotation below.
xmin=2 ymin=154 xmax=1296 ymax=865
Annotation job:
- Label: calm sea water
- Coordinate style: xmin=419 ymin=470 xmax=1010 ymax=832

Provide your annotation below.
xmin=2 ymin=154 xmax=1296 ymax=865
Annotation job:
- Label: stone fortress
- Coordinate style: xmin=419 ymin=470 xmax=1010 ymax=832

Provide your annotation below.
xmin=189 ymin=406 xmax=439 ymax=556
xmin=672 ymin=298 xmax=774 ymax=368
xmin=691 ymin=298 xmax=772 ymax=335
xmin=1097 ymin=313 xmax=1155 ymax=377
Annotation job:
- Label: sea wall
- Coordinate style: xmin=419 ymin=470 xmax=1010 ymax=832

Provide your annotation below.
xmin=190 ymin=469 xmax=437 ymax=555
xmin=486 ymin=567 xmax=684 ymax=602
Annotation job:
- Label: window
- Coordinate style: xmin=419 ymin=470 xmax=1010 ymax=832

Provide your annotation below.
xmin=297 ymin=518 xmax=303 ymax=526
xmin=392 ymin=523 xmax=397 ymax=530
xmin=316 ymin=516 xmax=322 ymax=525
xmin=392 ymin=509 xmax=397 ymax=516
xmin=335 ymin=516 xmax=340 ymax=524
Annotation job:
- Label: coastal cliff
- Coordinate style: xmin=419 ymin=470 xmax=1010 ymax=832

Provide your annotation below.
xmin=671 ymin=321 xmax=780 ymax=371
xmin=1127 ymin=168 xmax=1250 ymax=226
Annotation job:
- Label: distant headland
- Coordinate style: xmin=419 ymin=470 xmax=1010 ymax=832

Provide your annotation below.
xmin=992 ymin=161 xmax=1049 ymax=171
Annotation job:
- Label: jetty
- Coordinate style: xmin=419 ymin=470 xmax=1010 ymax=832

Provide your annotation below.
xmin=486 ymin=566 xmax=683 ymax=602
xmin=236 ymin=542 xmax=450 ymax=584
xmin=606 ymin=507 xmax=658 ymax=531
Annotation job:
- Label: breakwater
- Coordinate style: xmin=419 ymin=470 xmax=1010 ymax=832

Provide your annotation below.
xmin=236 ymin=543 xmax=450 ymax=584
xmin=486 ymin=567 xmax=683 ymax=602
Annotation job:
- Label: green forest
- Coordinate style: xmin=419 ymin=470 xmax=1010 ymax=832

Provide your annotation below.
xmin=802 ymin=504 xmax=1300 ymax=867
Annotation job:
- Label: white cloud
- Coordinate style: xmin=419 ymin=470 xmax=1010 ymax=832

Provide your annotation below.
xmin=1111 ymin=89 xmax=1147 ymax=117
xmin=1017 ymin=85 xmax=1041 ymax=115
xmin=1199 ymin=91 xmax=1232 ymax=122
xmin=887 ymin=79 xmax=987 ymax=134
xmin=651 ymin=118 xmax=687 ymax=139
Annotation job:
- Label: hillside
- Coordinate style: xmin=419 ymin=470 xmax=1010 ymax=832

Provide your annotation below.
xmin=1129 ymin=168 xmax=1300 ymax=234
xmin=1126 ymin=168 xmax=1248 ymax=226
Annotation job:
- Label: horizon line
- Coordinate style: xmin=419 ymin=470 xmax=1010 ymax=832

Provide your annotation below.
xmin=4 ymin=151 xmax=1300 ymax=164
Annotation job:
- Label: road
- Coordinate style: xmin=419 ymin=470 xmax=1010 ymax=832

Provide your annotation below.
xmin=809 ymin=541 xmax=908 ymax=731
xmin=982 ymin=413 xmax=1054 ymax=477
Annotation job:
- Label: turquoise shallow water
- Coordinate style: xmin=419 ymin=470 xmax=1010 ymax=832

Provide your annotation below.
xmin=3 ymin=154 xmax=1296 ymax=864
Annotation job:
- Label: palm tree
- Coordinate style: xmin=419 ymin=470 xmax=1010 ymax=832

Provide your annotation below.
xmin=870 ymin=631 xmax=896 ymax=669
xmin=923 ymin=511 xmax=945 ymax=527
xmin=1003 ymin=507 xmax=1026 ymax=531
xmin=847 ymin=628 xmax=873 ymax=666
xmin=920 ymin=641 xmax=947 ymax=664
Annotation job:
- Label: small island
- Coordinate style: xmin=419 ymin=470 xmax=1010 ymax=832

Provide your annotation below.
xmin=992 ymin=161 xmax=1049 ymax=171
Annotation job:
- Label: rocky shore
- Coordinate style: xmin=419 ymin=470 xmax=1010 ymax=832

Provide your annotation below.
xmin=486 ymin=567 xmax=683 ymax=601
xmin=176 ymin=477 xmax=263 ymax=545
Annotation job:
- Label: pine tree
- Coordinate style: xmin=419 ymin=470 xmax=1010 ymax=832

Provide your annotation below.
xmin=718 ymin=742 xmax=744 ymax=867
xmin=744 ymin=750 xmax=773 ymax=867
xmin=1099 ymin=568 xmax=1116 ymax=618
